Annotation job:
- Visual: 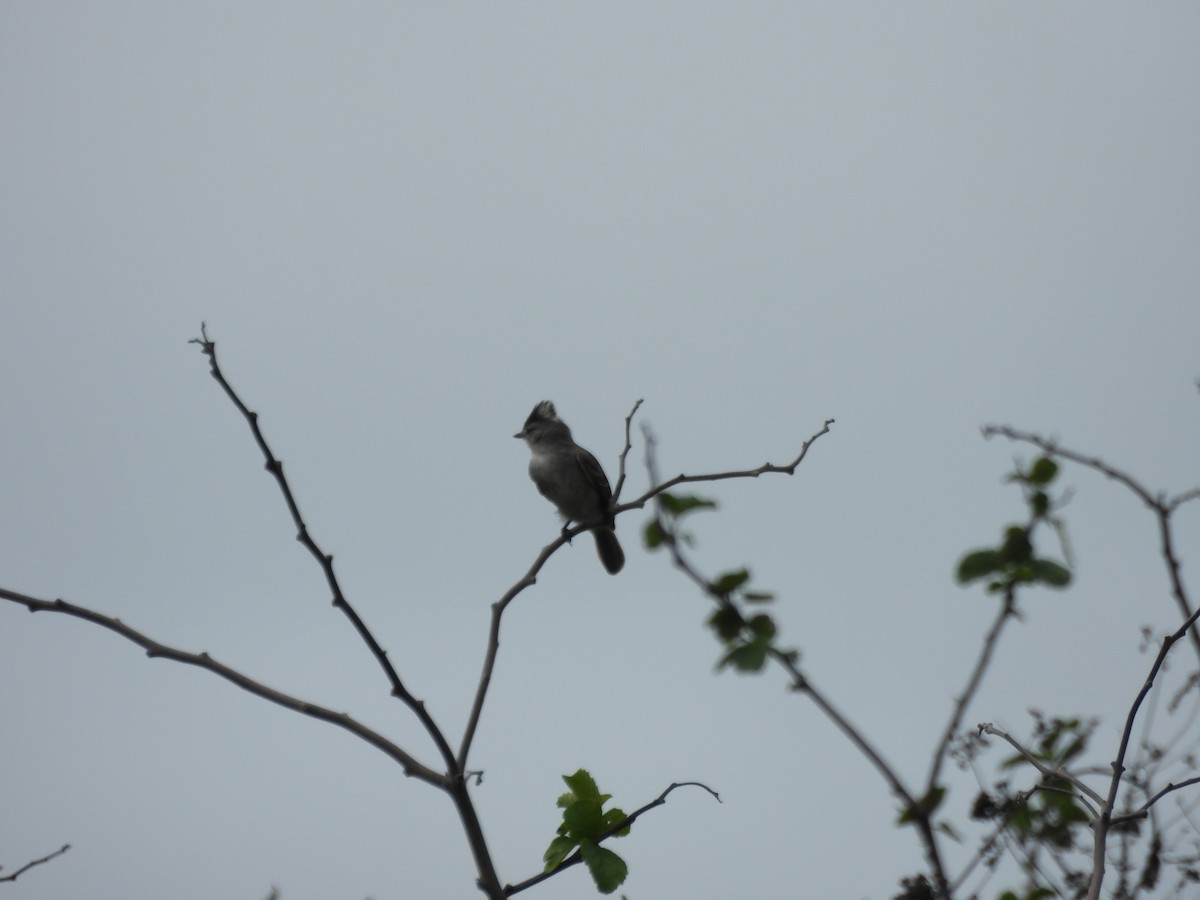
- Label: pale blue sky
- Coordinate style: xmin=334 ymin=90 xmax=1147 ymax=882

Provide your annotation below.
xmin=2 ymin=4 xmax=1199 ymax=898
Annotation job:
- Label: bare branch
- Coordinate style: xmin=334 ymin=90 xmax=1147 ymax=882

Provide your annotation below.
xmin=189 ymin=324 xmax=459 ymax=773
xmin=976 ymin=723 xmax=1104 ymax=808
xmin=611 ymin=398 xmax=643 ymax=502
xmin=618 ymin=417 xmax=835 ymax=515
xmin=458 ymin=530 xmax=576 ymax=767
xmin=0 ymin=587 xmax=446 ymax=786
xmin=503 ymin=781 xmax=720 ymax=896
xmin=0 ymin=844 xmax=70 ymax=884
xmin=1113 ymin=776 xmax=1200 ymax=826
xmin=927 ymin=587 xmax=1017 ymax=793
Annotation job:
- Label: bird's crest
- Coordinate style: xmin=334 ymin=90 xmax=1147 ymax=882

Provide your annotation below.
xmin=524 ymin=400 xmax=559 ymax=427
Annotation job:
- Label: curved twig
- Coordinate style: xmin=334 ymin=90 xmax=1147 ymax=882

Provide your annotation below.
xmin=503 ymin=781 xmax=721 ymax=896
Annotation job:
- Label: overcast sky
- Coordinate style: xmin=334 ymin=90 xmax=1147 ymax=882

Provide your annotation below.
xmin=2 ymin=4 xmax=1199 ymax=899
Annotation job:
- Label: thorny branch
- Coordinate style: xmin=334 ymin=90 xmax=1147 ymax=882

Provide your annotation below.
xmin=188 ymin=324 xmax=459 ymax=773
xmin=187 ymin=325 xmax=501 ymax=897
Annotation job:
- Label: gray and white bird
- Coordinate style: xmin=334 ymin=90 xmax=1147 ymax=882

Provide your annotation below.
xmin=513 ymin=401 xmax=625 ymax=575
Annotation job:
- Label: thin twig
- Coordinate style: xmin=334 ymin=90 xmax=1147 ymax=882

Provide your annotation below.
xmin=189 ymin=324 xmax=459 ymax=773
xmin=976 ymin=723 xmax=1104 ymax=807
xmin=458 ymin=530 xmax=576 ymax=767
xmin=503 ymin=781 xmax=721 ymax=896
xmin=0 ymin=844 xmax=70 ymax=883
xmin=927 ymin=587 xmax=1016 ymax=793
xmin=1113 ymin=776 xmax=1200 ymax=825
xmin=618 ymin=417 xmax=835 ymax=516
xmin=611 ymin=398 xmax=643 ymax=502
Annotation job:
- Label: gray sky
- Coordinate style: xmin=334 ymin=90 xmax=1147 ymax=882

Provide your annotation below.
xmin=2 ymin=4 xmax=1198 ymax=898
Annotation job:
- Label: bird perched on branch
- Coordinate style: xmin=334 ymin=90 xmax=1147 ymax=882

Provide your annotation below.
xmin=514 ymin=401 xmax=624 ymax=575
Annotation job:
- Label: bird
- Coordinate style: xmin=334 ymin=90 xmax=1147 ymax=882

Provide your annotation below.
xmin=513 ymin=401 xmax=625 ymax=574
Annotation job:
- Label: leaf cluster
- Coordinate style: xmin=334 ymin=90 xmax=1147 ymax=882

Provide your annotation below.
xmin=543 ymin=770 xmax=630 ymax=895
xmin=956 ymin=457 xmax=1071 ymax=593
xmin=645 ymin=492 xmax=794 ymax=674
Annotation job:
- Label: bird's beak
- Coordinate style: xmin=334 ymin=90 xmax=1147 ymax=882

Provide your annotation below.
xmin=513 ymin=431 xmax=524 ymax=439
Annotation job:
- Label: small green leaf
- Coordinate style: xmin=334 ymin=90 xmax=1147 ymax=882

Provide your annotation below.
xmin=603 ymin=807 xmax=631 ymax=836
xmin=580 ymin=841 xmax=629 ymax=894
xmin=713 ymin=568 xmax=751 ymax=594
xmin=562 ymin=769 xmax=601 ymax=800
xmin=1001 ymin=526 xmax=1032 ymax=563
xmin=707 ymin=606 xmax=744 ymax=642
xmin=658 ymin=492 xmax=717 ymax=517
xmin=1031 ymin=490 xmax=1050 ymax=518
xmin=957 ymin=549 xmax=1001 ymax=584
xmin=643 ymin=520 xmax=665 ymax=550
xmin=743 ymin=591 xmax=775 ymax=603
xmin=1031 ymin=558 xmax=1071 ymax=588
xmin=747 ymin=613 xmax=776 ymax=640
xmin=543 ymin=835 xmax=576 ymax=871
xmin=898 ymin=785 xmax=947 ymax=824
xmin=719 ymin=639 xmax=768 ymax=672
xmin=1029 ymin=456 xmax=1059 ymax=485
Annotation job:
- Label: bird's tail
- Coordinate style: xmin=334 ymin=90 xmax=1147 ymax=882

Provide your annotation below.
xmin=593 ymin=527 xmax=624 ymax=575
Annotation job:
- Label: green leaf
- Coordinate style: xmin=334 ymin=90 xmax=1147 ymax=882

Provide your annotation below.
xmin=1031 ymin=490 xmax=1050 ymax=518
xmin=580 ymin=841 xmax=629 ymax=894
xmin=643 ymin=519 xmax=666 ymax=550
xmin=747 ymin=613 xmax=776 ymax=640
xmin=1031 ymin=558 xmax=1071 ymax=588
xmin=743 ymin=591 xmax=775 ymax=603
xmin=562 ymin=769 xmax=602 ymax=801
xmin=957 ymin=549 xmax=1001 ymax=584
xmin=1001 ymin=526 xmax=1032 ymax=563
xmin=564 ymin=799 xmax=605 ymax=839
xmin=713 ymin=568 xmax=751 ymax=594
xmin=1029 ymin=456 xmax=1059 ymax=485
xmin=707 ymin=606 xmax=745 ymax=642
xmin=719 ymin=639 xmax=768 ymax=672
xmin=543 ymin=835 xmax=577 ymax=871
xmin=657 ymin=492 xmax=717 ymax=517
xmin=603 ymin=807 xmax=631 ymax=837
